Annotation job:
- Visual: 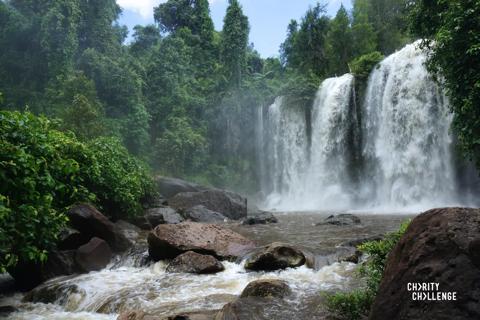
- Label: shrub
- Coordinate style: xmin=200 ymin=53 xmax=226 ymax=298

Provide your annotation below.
xmin=325 ymin=220 xmax=410 ymax=320
xmin=349 ymin=52 xmax=384 ymax=80
xmin=0 ymin=111 xmax=154 ymax=271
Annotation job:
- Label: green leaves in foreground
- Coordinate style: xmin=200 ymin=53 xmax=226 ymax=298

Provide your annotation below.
xmin=325 ymin=220 xmax=410 ymax=320
xmin=0 ymin=111 xmax=155 ymax=272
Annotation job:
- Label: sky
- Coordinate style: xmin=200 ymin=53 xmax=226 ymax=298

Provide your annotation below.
xmin=117 ymin=0 xmax=352 ymax=58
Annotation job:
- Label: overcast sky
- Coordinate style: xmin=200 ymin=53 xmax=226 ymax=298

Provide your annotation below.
xmin=117 ymin=0 xmax=352 ymax=58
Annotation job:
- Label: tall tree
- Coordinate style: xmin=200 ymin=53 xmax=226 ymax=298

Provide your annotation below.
xmin=351 ymin=0 xmax=377 ymax=56
xmin=326 ymin=5 xmax=354 ymax=75
xmin=221 ymin=0 xmax=250 ymax=88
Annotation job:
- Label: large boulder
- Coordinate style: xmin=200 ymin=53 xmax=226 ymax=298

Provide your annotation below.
xmin=57 ymin=227 xmax=90 ymax=250
xmin=148 ymin=222 xmax=255 ymax=260
xmin=75 ymin=237 xmax=112 ymax=272
xmin=316 ymin=214 xmax=361 ymax=226
xmin=240 ymin=279 xmax=291 ymax=299
xmin=169 ymin=190 xmax=247 ymax=220
xmin=146 ymin=207 xmax=184 ymax=227
xmin=241 ymin=212 xmax=278 ymax=225
xmin=67 ymin=204 xmax=131 ymax=252
xmin=184 ymin=205 xmax=227 ymax=223
xmin=370 ymin=207 xmax=480 ymax=320
xmin=166 ymin=251 xmax=225 ymax=274
xmin=244 ymin=242 xmax=306 ymax=271
xmin=155 ymin=176 xmax=208 ymax=199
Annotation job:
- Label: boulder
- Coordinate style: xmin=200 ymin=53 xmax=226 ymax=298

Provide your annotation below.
xmin=244 ymin=242 xmax=306 ymax=271
xmin=67 ymin=204 xmax=131 ymax=252
xmin=316 ymin=214 xmax=361 ymax=226
xmin=166 ymin=251 xmax=224 ymax=274
xmin=8 ymin=250 xmax=78 ymax=290
xmin=240 ymin=279 xmax=291 ymax=299
xmin=57 ymin=227 xmax=90 ymax=250
xmin=115 ymin=220 xmax=142 ymax=243
xmin=155 ymin=176 xmax=208 ymax=199
xmin=184 ymin=205 xmax=227 ymax=223
xmin=148 ymin=222 xmax=255 ymax=260
xmin=242 ymin=212 xmax=278 ymax=225
xmin=169 ymin=190 xmax=247 ymax=220
xmin=370 ymin=207 xmax=480 ymax=320
xmin=23 ymin=281 xmax=84 ymax=304
xmin=146 ymin=207 xmax=184 ymax=227
xmin=75 ymin=237 xmax=112 ymax=272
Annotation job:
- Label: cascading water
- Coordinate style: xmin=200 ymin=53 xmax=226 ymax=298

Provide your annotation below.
xmin=259 ymin=41 xmax=476 ymax=212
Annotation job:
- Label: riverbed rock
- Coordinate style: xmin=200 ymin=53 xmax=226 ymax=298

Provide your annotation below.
xmin=241 ymin=212 xmax=278 ymax=225
xmin=316 ymin=214 xmax=361 ymax=226
xmin=166 ymin=251 xmax=225 ymax=274
xmin=148 ymin=222 xmax=255 ymax=260
xmin=67 ymin=203 xmax=131 ymax=252
xmin=370 ymin=207 xmax=480 ymax=320
xmin=244 ymin=242 xmax=306 ymax=271
xmin=156 ymin=177 xmax=208 ymax=199
xmin=169 ymin=190 xmax=247 ymax=220
xmin=57 ymin=227 xmax=91 ymax=250
xmin=23 ymin=280 xmax=85 ymax=304
xmin=146 ymin=207 xmax=185 ymax=226
xmin=75 ymin=237 xmax=112 ymax=272
xmin=184 ymin=205 xmax=227 ymax=223
xmin=240 ymin=279 xmax=291 ymax=299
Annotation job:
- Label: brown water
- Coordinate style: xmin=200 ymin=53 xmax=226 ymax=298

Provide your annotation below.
xmin=0 ymin=212 xmax=413 ymax=320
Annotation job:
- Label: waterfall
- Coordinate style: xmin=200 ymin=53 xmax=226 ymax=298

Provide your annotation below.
xmin=362 ymin=41 xmax=456 ymax=210
xmin=258 ymin=41 xmax=476 ymax=212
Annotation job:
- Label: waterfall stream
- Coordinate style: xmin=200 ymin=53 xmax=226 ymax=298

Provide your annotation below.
xmin=259 ymin=42 xmax=477 ymax=212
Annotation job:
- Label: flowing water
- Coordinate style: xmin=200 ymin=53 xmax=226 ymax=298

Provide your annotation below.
xmin=259 ymin=42 xmax=478 ymax=212
xmin=1 ymin=213 xmax=409 ymax=320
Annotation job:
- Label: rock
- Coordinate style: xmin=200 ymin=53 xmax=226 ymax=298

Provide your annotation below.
xmin=8 ymin=250 xmax=78 ymax=290
xmin=166 ymin=251 xmax=224 ymax=274
xmin=67 ymin=203 xmax=131 ymax=252
xmin=240 ymin=279 xmax=291 ymax=299
xmin=184 ymin=205 xmax=227 ymax=223
xmin=130 ymin=214 xmax=153 ymax=230
xmin=370 ymin=207 xmax=480 ymax=320
xmin=0 ymin=306 xmax=17 ymax=317
xmin=167 ymin=310 xmax=218 ymax=320
xmin=148 ymin=222 xmax=255 ymax=260
xmin=57 ymin=227 xmax=90 ymax=250
xmin=75 ymin=237 xmax=112 ymax=272
xmin=23 ymin=281 xmax=84 ymax=304
xmin=244 ymin=242 xmax=306 ymax=271
xmin=156 ymin=176 xmax=208 ymax=199
xmin=242 ymin=212 xmax=278 ymax=225
xmin=316 ymin=214 xmax=361 ymax=226
xmin=115 ymin=220 xmax=142 ymax=243
xmin=169 ymin=190 xmax=247 ymax=220
xmin=117 ymin=310 xmax=147 ymax=320
xmin=146 ymin=207 xmax=184 ymax=227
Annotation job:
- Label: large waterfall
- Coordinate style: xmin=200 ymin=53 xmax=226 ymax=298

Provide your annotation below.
xmin=259 ymin=42 xmax=476 ymax=212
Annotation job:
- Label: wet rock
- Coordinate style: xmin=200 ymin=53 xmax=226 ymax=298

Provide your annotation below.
xmin=8 ymin=250 xmax=78 ymax=290
xmin=169 ymin=190 xmax=247 ymax=220
xmin=146 ymin=207 xmax=185 ymax=227
xmin=316 ymin=214 xmax=361 ymax=226
xmin=57 ymin=227 xmax=90 ymax=250
xmin=67 ymin=203 xmax=131 ymax=252
xmin=244 ymin=242 xmax=306 ymax=271
xmin=240 ymin=279 xmax=291 ymax=299
xmin=75 ymin=237 xmax=112 ymax=272
xmin=241 ymin=212 xmax=278 ymax=225
xmin=166 ymin=251 xmax=224 ymax=274
xmin=184 ymin=205 xmax=227 ymax=223
xmin=115 ymin=220 xmax=142 ymax=243
xmin=370 ymin=207 xmax=480 ymax=320
xmin=167 ymin=310 xmax=218 ymax=320
xmin=0 ymin=306 xmax=17 ymax=317
xmin=23 ymin=280 xmax=85 ymax=304
xmin=156 ymin=176 xmax=208 ymax=199
xmin=148 ymin=222 xmax=255 ymax=260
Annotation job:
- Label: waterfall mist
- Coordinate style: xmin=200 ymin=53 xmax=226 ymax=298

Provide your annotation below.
xmin=257 ymin=42 xmax=479 ymax=212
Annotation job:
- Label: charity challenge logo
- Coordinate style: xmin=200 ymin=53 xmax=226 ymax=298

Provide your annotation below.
xmin=407 ymin=283 xmax=457 ymax=301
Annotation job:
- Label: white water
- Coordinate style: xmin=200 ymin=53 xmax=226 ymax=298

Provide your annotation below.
xmin=5 ymin=260 xmax=356 ymax=319
xmin=259 ymin=42 xmax=475 ymax=212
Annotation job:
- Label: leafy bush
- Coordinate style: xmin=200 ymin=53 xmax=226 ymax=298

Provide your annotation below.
xmin=325 ymin=220 xmax=410 ymax=320
xmin=0 ymin=111 xmax=155 ymax=271
xmin=349 ymin=52 xmax=384 ymax=80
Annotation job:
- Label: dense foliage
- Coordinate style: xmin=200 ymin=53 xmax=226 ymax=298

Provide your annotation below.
xmin=409 ymin=0 xmax=480 ymax=170
xmin=325 ymin=221 xmax=410 ymax=320
xmin=0 ymin=111 xmax=154 ymax=271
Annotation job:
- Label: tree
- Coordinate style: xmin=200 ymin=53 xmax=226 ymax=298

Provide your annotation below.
xmin=410 ymin=0 xmax=480 ymax=170
xmin=351 ymin=0 xmax=378 ymax=56
xmin=130 ymin=24 xmax=161 ymax=58
xmin=280 ymin=19 xmax=299 ymax=66
xmin=221 ymin=0 xmax=250 ymax=88
xmin=326 ymin=5 xmax=354 ymax=75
